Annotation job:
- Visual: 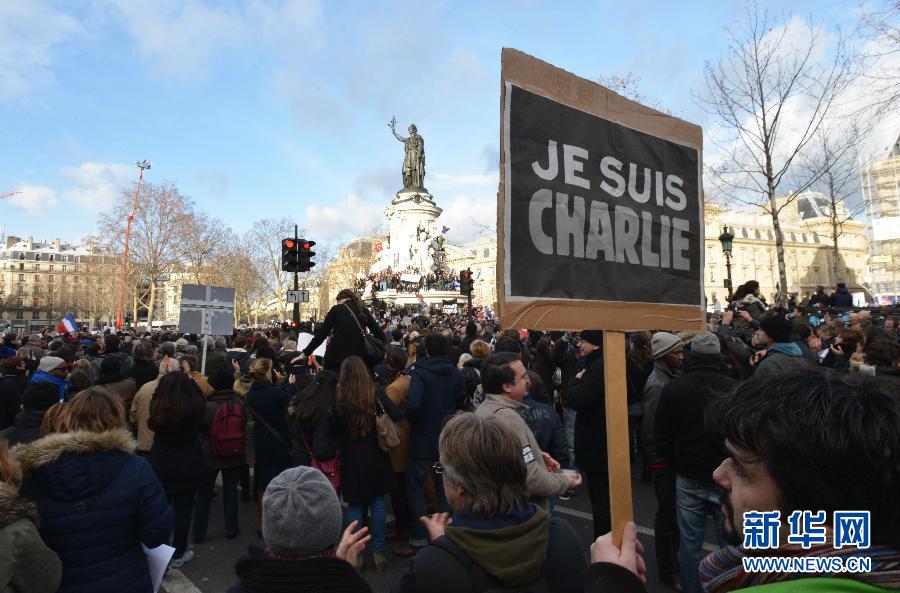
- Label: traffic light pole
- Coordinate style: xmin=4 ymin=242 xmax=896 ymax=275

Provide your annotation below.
xmin=293 ymin=225 xmax=300 ymax=326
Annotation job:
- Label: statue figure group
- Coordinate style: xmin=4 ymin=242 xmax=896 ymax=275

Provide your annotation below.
xmin=389 ymin=116 xmax=426 ymax=191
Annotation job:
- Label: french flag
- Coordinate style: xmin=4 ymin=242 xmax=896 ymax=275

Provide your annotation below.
xmin=58 ymin=313 xmax=77 ymax=334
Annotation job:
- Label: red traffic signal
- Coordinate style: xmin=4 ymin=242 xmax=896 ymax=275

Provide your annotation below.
xmin=284 ymin=239 xmax=296 ymax=249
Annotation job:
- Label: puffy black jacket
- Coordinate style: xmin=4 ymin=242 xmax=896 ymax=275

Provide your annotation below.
xmin=521 ymin=396 xmax=569 ymax=468
xmin=302 ymin=304 xmax=385 ymax=370
xmin=565 ymin=349 xmax=608 ymax=473
xmin=830 ymin=287 xmax=853 ymax=308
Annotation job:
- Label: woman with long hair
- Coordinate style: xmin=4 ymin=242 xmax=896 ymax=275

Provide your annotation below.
xmin=336 ymin=356 xmax=401 ymax=572
xmin=244 ymin=357 xmax=292 ymax=535
xmin=148 ymin=372 xmax=207 ymax=567
xmin=296 ymin=288 xmax=386 ymax=372
xmin=288 ymin=369 xmax=338 ymax=468
xmin=15 ymin=388 xmax=173 ymax=593
xmin=0 ymin=441 xmax=61 ymax=593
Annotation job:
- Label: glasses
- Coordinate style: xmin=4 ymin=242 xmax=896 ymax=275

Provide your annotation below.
xmin=432 ymin=461 xmax=444 ymax=475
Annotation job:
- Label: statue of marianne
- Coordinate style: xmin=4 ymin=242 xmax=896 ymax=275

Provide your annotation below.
xmin=389 ymin=117 xmax=426 ymax=191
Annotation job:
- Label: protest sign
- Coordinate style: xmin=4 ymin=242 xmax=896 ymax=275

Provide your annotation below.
xmin=499 ymin=48 xmax=705 ymax=545
xmin=499 ymin=49 xmax=705 ymax=332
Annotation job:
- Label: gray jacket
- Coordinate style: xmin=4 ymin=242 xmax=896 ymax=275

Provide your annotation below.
xmin=642 ymin=363 xmax=678 ymax=466
xmin=754 ymin=350 xmax=808 ymax=379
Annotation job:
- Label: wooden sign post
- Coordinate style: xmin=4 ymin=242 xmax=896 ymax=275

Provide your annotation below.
xmin=497 ymin=48 xmax=705 ymax=546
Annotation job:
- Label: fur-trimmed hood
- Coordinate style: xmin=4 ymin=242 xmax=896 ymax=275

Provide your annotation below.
xmin=14 ymin=429 xmax=138 ymax=503
xmin=0 ymin=488 xmax=39 ymax=529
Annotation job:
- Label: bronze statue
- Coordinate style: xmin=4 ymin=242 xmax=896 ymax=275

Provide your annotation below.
xmin=389 ymin=116 xmax=426 ymax=190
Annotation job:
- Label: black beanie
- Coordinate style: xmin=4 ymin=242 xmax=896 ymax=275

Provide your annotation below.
xmin=759 ymin=315 xmax=792 ymax=343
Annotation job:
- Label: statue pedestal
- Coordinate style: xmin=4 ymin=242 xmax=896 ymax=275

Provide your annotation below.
xmin=381 ymin=190 xmax=443 ymax=272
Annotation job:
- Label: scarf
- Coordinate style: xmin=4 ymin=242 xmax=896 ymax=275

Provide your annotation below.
xmin=700 ymin=544 xmax=900 ymax=592
xmin=768 ymin=342 xmax=803 ymax=358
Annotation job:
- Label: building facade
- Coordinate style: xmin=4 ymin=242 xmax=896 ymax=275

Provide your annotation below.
xmin=0 ymin=235 xmax=120 ymax=331
xmin=862 ymin=135 xmax=900 ymax=304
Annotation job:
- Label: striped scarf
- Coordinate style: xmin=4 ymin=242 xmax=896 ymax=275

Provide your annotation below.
xmin=700 ymin=544 xmax=900 ymax=592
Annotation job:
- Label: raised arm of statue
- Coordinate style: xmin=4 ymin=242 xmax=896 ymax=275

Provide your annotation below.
xmin=391 ymin=127 xmax=407 ymax=143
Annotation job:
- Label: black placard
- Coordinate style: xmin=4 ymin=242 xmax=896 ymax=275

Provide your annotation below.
xmin=504 ymin=84 xmax=702 ymax=305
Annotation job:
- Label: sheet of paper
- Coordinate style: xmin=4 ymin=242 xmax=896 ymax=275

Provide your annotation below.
xmin=142 ymin=543 xmax=175 ymax=592
xmin=296 ymin=332 xmax=327 ymax=358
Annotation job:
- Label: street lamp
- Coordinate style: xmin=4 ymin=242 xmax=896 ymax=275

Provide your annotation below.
xmin=718 ymin=225 xmax=735 ymax=301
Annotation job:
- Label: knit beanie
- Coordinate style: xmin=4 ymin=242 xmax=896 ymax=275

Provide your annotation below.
xmin=759 ymin=315 xmax=792 ymax=343
xmin=650 ymin=332 xmax=682 ymax=359
xmin=691 ymin=332 xmax=720 ymax=356
xmin=579 ymin=330 xmax=604 ymax=347
xmin=262 ymin=466 xmax=342 ymax=557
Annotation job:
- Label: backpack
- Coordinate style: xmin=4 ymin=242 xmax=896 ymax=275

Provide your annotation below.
xmin=210 ymin=399 xmax=246 ymax=457
xmin=431 ymin=537 xmax=550 ymax=593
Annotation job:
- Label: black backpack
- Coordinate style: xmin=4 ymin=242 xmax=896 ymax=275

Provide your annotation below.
xmin=431 ymin=537 xmax=550 ymax=593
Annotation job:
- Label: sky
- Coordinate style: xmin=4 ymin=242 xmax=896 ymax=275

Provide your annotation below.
xmin=1 ymin=0 xmax=897 ymax=250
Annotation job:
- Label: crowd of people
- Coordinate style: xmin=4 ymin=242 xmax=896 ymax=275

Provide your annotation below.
xmin=0 ymin=277 xmax=898 ymax=593
xmin=357 ymin=267 xmax=460 ymax=294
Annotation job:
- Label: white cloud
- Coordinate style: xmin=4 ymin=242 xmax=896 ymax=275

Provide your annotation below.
xmin=429 ymin=172 xmax=499 ymax=243
xmin=111 ymin=0 xmax=323 ymax=81
xmin=6 ymin=184 xmax=59 ymax=214
xmin=0 ymin=2 xmax=83 ymax=99
xmin=303 ymin=193 xmax=385 ymax=242
xmin=61 ymin=162 xmax=134 ymax=213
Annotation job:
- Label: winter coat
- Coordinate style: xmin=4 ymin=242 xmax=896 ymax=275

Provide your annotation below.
xmin=393 ymin=505 xmax=585 ymax=593
xmin=754 ymin=345 xmax=809 ymax=379
xmin=0 ymin=488 xmax=61 ymax=593
xmin=289 ymin=413 xmax=337 ymax=468
xmin=653 ymin=355 xmax=737 ymax=484
xmin=830 ymin=286 xmax=853 ymax=308
xmin=0 ymin=410 xmax=44 ymax=447
xmin=521 ymin=396 xmax=570 ymax=468
xmin=476 ymin=394 xmax=569 ymax=502
xmin=731 ymin=294 xmax=768 ymax=343
xmin=404 ymin=356 xmax=466 ymax=459
xmin=337 ymin=389 xmax=401 ymax=504
xmin=201 ymin=390 xmax=248 ymax=470
xmin=641 ymin=362 xmax=678 ymax=466
xmin=16 ymin=429 xmax=174 ymax=593
xmin=91 ymin=351 xmax=133 ymax=381
xmin=459 ymin=357 xmax=483 ymax=410
xmin=565 ymin=349 xmax=609 ymax=473
xmin=128 ymin=360 xmax=158 ymax=390
xmin=245 ymin=381 xmax=292 ymax=492
xmin=385 ymin=373 xmax=412 ymax=472
xmin=227 ymin=349 xmax=251 ymax=374
xmin=188 ymin=370 xmax=215 ymax=396
xmin=302 ymin=303 xmax=386 ymax=370
xmin=0 ymin=372 xmax=27 ymax=431
xmin=227 ymin=550 xmax=371 ymax=593
xmin=149 ymin=412 xmax=206 ymax=495
xmin=94 ymin=375 xmax=137 ymax=414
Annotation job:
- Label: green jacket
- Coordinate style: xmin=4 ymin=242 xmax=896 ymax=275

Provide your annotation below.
xmin=742 ymin=578 xmax=890 ymax=592
xmin=0 ymin=490 xmax=61 ymax=593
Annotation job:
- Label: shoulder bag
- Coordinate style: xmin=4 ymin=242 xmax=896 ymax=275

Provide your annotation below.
xmin=374 ymin=397 xmax=400 ymax=452
xmin=298 ymin=426 xmax=342 ymax=492
xmin=343 ymin=303 xmax=385 ymax=366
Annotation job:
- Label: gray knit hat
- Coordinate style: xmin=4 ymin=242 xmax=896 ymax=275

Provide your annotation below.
xmin=650 ymin=332 xmax=682 ymax=359
xmin=691 ymin=332 xmax=720 ymax=356
xmin=262 ymin=466 xmax=342 ymax=556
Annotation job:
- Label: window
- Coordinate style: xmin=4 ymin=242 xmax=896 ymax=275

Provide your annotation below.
xmin=17 ymin=286 xmax=23 ymax=295
xmin=17 ymin=299 xmax=23 ymax=307
xmin=49 ymin=265 xmax=54 ymax=271
xmin=34 ymin=253 xmax=40 ymax=261
xmin=32 ymin=310 xmax=39 ymax=320
xmin=18 ymin=252 xmax=24 ymax=260
xmin=755 ymin=229 xmax=762 ymax=240
xmin=15 ymin=311 xmax=22 ymax=320
xmin=34 ymin=275 xmax=39 ymax=283
xmin=74 ymin=276 xmax=79 ymax=284
xmin=33 ymin=297 xmax=39 ymax=307
xmin=49 ymin=254 xmax=54 ymax=262
xmin=62 ymin=265 xmax=67 ymax=272
xmin=18 ymin=263 xmax=23 ymax=271
xmin=483 ymin=248 xmax=490 ymax=258
xmin=18 ymin=274 xmax=24 ymax=281
xmin=48 ymin=275 xmax=53 ymax=283
xmin=33 ymin=264 xmax=39 ymax=271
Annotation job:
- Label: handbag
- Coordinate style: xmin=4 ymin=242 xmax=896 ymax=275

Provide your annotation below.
xmin=299 ymin=428 xmax=342 ymax=492
xmin=343 ymin=303 xmax=386 ymax=366
xmin=374 ymin=397 xmax=400 ymax=452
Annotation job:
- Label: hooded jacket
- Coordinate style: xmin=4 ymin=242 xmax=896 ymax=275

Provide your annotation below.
xmin=830 ymin=286 xmax=854 ymax=308
xmin=0 ymin=488 xmax=62 ymax=593
xmin=404 ymin=356 xmax=465 ymax=459
xmin=15 ymin=429 xmax=174 ymax=593
xmin=0 ymin=410 xmax=44 ymax=447
xmin=27 ymin=371 xmax=67 ymax=403
xmin=393 ymin=505 xmax=585 ymax=593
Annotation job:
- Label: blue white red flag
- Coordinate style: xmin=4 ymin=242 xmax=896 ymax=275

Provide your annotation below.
xmin=58 ymin=313 xmax=77 ymax=334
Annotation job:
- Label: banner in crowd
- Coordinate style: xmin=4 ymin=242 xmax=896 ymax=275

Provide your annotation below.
xmin=498 ymin=49 xmax=705 ymax=332
xmin=400 ymin=273 xmax=422 ymax=284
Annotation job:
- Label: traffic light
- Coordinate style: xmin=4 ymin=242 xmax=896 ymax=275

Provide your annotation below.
xmin=299 ymin=240 xmax=316 ymax=272
xmin=460 ymin=269 xmax=474 ymax=295
xmin=282 ymin=238 xmax=299 ymax=272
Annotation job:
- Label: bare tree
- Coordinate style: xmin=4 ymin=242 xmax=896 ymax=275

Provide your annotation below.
xmin=857 ymin=1 xmax=900 ymax=115
xmin=597 ymin=72 xmax=673 ymax=114
xmin=177 ymin=213 xmax=236 ymax=285
xmin=799 ymin=127 xmax=868 ymax=284
xmin=98 ymin=181 xmax=194 ymax=328
xmin=698 ymin=3 xmax=856 ymax=304
xmin=245 ymin=218 xmax=308 ymax=320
